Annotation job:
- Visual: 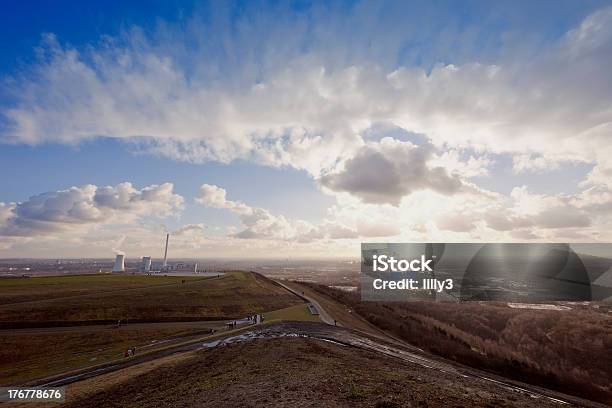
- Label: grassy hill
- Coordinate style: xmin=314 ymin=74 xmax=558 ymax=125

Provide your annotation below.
xmin=0 ymin=274 xmax=203 ymax=305
xmin=0 ymin=272 xmax=301 ymax=325
xmin=58 ymin=336 xmax=564 ymax=408
xmin=1 ymin=323 xmax=217 ymax=385
xmin=0 ymin=271 xmax=306 ymax=385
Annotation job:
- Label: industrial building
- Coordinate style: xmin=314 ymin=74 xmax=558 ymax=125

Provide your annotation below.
xmin=112 ymin=254 xmax=125 ymax=272
xmin=141 ymin=256 xmax=152 ymax=272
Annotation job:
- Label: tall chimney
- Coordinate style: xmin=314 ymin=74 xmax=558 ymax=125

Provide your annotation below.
xmin=162 ymin=233 xmax=169 ymax=268
xmin=112 ymin=254 xmax=125 ymax=272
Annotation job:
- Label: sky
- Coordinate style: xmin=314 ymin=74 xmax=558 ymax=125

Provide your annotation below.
xmin=1 ymin=0 xmax=612 ymax=258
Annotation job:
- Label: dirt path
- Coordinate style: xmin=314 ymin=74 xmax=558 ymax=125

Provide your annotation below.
xmin=274 ymin=281 xmax=336 ymax=325
xmin=277 ymin=280 xmax=405 ymax=344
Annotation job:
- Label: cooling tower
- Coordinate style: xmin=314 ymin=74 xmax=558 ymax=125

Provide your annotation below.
xmin=112 ymin=254 xmax=125 ymax=272
xmin=141 ymin=256 xmax=152 ymax=272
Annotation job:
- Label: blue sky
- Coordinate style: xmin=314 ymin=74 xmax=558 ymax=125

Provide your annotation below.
xmin=1 ymin=1 xmax=612 ymax=257
xmin=0 ymin=139 xmax=334 ymax=225
xmin=1 ymin=0 xmax=603 ymax=74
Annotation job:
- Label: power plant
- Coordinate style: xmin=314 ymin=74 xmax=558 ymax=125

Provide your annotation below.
xmin=107 ymin=233 xmax=200 ymax=274
xmin=112 ymin=254 xmax=125 ymax=272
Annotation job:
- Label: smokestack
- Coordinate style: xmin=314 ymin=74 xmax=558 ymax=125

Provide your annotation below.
xmin=162 ymin=233 xmax=169 ymax=268
xmin=112 ymin=254 xmax=125 ymax=272
xmin=141 ymin=256 xmax=152 ymax=272
xmin=194 ymin=263 xmax=198 ymax=273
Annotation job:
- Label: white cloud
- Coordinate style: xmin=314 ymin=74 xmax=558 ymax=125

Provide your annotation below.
xmin=2 ymin=6 xmax=612 ymax=253
xmin=320 ymin=137 xmax=471 ymax=205
xmin=196 ymin=184 xmax=251 ymax=215
xmin=2 ymin=7 xmax=612 ymax=202
xmin=0 ymin=182 xmax=183 ymax=237
xmin=173 ymin=223 xmax=205 ymax=236
xmin=449 ymin=186 xmax=595 ymax=236
xmin=436 ymin=213 xmax=480 ymax=233
xmin=196 ymin=183 xmax=362 ymax=241
xmin=512 ymin=153 xmax=563 ymax=174
xmin=429 ymin=149 xmax=493 ymax=178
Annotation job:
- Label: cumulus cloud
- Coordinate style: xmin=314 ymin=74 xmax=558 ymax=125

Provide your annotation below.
xmin=197 ymin=183 xmax=308 ymax=240
xmin=320 ymin=137 xmax=469 ymax=205
xmin=2 ymin=7 xmax=612 ymax=202
xmin=483 ymin=208 xmax=591 ymax=232
xmin=196 ymin=184 xmax=364 ymax=241
xmin=173 ymin=223 xmax=205 ymax=235
xmin=439 ymin=186 xmax=595 ymax=236
xmin=436 ymin=213 xmax=480 ymax=233
xmin=512 ymin=154 xmax=563 ymax=174
xmin=417 ymin=183 xmax=608 ymax=241
xmin=195 ymin=184 xmax=251 ymax=215
xmin=2 ymin=5 xmax=612 ymax=249
xmin=0 ymin=182 xmax=183 ymax=236
xmin=429 ymin=149 xmax=493 ymax=179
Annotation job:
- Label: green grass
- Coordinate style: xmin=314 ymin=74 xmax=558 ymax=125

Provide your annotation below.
xmin=0 ymin=271 xmax=306 ymax=385
xmin=346 ymin=377 xmax=367 ymax=400
xmin=0 ymin=274 xmax=204 ymax=305
xmin=263 ymin=304 xmax=320 ymax=322
xmin=0 ymin=272 xmax=301 ymax=324
xmin=0 ymin=323 xmax=217 ymax=385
